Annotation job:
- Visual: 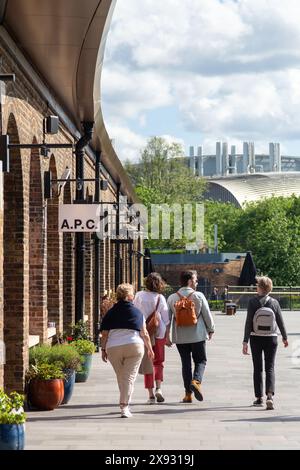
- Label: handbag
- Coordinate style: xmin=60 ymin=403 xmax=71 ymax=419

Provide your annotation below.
xmin=146 ymin=296 xmax=160 ymax=337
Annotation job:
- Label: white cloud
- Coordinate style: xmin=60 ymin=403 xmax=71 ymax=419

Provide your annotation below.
xmin=102 ymin=0 xmax=300 ymax=159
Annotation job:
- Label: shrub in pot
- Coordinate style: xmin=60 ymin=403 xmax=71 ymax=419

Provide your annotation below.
xmin=26 ymin=363 xmax=65 ymax=411
xmin=30 ymin=344 xmax=82 ymax=404
xmin=71 ymin=339 xmax=96 ymax=383
xmin=0 ymin=390 xmax=25 ymax=450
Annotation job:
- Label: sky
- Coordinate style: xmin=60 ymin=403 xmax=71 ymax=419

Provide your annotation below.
xmin=101 ymin=0 xmax=300 ymax=162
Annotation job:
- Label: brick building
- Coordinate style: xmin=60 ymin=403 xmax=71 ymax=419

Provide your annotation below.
xmin=0 ymin=0 xmax=142 ymax=392
xmin=152 ymin=253 xmax=246 ymax=296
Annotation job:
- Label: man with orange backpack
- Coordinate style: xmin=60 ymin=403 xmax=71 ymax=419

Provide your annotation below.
xmin=166 ymin=271 xmax=215 ymax=403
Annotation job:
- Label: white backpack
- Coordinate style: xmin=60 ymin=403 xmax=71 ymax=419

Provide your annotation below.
xmin=253 ymin=296 xmax=277 ymax=336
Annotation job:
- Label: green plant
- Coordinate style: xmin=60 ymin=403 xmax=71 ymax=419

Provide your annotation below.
xmin=29 ymin=344 xmax=52 ymax=365
xmin=71 ymin=320 xmax=91 ymax=341
xmin=71 ymin=339 xmax=96 ymax=355
xmin=48 ymin=344 xmax=82 ymax=371
xmin=208 ymin=300 xmax=224 ymax=311
xmin=26 ymin=363 xmax=65 ymax=381
xmin=0 ymin=389 xmax=26 ymax=425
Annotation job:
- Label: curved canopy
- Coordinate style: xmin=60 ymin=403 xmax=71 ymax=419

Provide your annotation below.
xmin=1 ymin=0 xmax=136 ymax=200
xmin=206 ymin=172 xmax=300 ymax=208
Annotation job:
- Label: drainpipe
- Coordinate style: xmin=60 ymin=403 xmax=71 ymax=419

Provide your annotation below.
xmin=75 ymin=121 xmax=94 ymax=323
xmin=115 ymin=183 xmax=121 ymax=287
xmin=93 ymin=149 xmax=101 ymax=350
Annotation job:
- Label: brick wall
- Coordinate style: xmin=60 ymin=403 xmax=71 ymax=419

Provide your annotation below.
xmin=0 ymin=38 xmax=141 ymax=392
xmin=154 ymin=258 xmax=245 ymax=292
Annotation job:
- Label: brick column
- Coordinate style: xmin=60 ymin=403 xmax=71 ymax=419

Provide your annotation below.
xmin=63 ymin=183 xmax=75 ymax=331
xmin=3 ymin=115 xmax=28 ymax=393
xmin=47 ymin=156 xmax=63 ymax=334
xmin=29 ymin=149 xmax=47 ymax=342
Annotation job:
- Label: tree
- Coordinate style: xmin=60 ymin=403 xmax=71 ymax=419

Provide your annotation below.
xmin=125 ymin=137 xmax=207 ymax=251
xmin=205 ymin=196 xmax=300 ymax=285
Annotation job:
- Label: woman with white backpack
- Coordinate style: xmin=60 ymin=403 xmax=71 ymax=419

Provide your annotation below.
xmin=242 ymin=276 xmax=288 ymax=410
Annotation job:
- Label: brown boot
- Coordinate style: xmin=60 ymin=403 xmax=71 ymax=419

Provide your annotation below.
xmin=190 ymin=380 xmax=203 ymax=401
xmin=182 ymin=392 xmax=193 ymax=403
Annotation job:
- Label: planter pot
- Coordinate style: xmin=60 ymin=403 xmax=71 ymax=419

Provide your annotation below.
xmin=0 ymin=424 xmax=25 ymax=450
xmin=28 ymin=379 xmax=64 ymax=410
xmin=62 ymin=369 xmax=76 ymax=404
xmin=75 ymin=354 xmax=93 ymax=383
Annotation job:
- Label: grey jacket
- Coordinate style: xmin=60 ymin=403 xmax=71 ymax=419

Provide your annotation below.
xmin=167 ymin=287 xmax=215 ymax=344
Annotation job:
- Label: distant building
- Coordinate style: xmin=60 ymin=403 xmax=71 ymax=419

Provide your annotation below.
xmin=205 ymin=172 xmax=300 ymax=208
xmin=187 ymin=142 xmax=300 ymax=177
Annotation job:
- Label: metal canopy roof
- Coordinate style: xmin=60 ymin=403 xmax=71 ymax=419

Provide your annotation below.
xmin=206 ymin=172 xmax=300 ymax=208
xmin=1 ymin=0 xmax=137 ymax=200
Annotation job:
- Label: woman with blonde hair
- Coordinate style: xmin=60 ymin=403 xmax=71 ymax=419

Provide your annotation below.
xmin=134 ymin=272 xmax=170 ymax=404
xmin=100 ymin=284 xmax=154 ymax=418
xmin=243 ymin=276 xmax=288 ymax=410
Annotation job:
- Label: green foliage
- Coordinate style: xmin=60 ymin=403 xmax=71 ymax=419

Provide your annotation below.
xmin=70 ymin=320 xmax=92 ymax=341
xmin=29 ymin=344 xmax=51 ymax=365
xmin=26 ymin=363 xmax=65 ymax=381
xmin=205 ymin=196 xmax=300 ymax=286
xmin=0 ymin=390 xmax=26 ymax=425
xmin=125 ymin=137 xmax=207 ymax=251
xmin=71 ymin=339 xmax=96 ymax=356
xmin=208 ymin=300 xmax=225 ymax=311
xmin=29 ymin=344 xmax=82 ymax=371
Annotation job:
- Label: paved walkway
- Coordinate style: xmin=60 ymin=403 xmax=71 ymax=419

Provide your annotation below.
xmin=26 ymin=311 xmax=300 ymax=450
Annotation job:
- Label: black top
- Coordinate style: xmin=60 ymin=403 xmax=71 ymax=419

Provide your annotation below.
xmin=243 ymin=295 xmax=288 ymax=343
xmin=100 ymin=300 xmax=144 ymax=332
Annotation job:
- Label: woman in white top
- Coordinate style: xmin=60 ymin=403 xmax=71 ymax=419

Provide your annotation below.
xmin=100 ymin=284 xmax=154 ymax=418
xmin=134 ymin=273 xmax=170 ymax=404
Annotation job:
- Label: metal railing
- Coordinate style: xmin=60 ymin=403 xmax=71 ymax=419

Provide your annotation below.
xmin=162 ymin=285 xmax=300 ymax=311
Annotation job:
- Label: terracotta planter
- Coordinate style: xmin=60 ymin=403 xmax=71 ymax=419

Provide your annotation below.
xmin=28 ymin=379 xmax=64 ymax=410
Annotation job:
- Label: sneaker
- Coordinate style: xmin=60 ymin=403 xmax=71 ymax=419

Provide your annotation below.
xmin=266 ymin=397 xmax=274 ymax=410
xmin=147 ymin=397 xmax=156 ymax=405
xmin=155 ymin=388 xmax=165 ymax=403
xmin=253 ymin=398 xmax=264 ymax=407
xmin=181 ymin=392 xmax=193 ymax=403
xmin=190 ymin=380 xmax=203 ymax=401
xmin=121 ymin=406 xmax=132 ymax=418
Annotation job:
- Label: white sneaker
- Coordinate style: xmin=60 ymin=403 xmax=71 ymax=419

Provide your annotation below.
xmin=155 ymin=388 xmax=165 ymax=403
xmin=147 ymin=397 xmax=156 ymax=404
xmin=266 ymin=397 xmax=274 ymax=410
xmin=121 ymin=406 xmax=132 ymax=418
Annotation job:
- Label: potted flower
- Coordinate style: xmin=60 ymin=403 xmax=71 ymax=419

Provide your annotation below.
xmin=0 ymin=390 xmax=25 ymax=450
xmin=71 ymin=339 xmax=96 ymax=383
xmin=26 ymin=363 xmax=65 ymax=410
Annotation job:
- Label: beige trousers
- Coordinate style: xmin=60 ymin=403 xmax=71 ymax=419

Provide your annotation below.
xmin=107 ymin=343 xmax=144 ymax=406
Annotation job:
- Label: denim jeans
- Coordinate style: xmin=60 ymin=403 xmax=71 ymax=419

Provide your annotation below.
xmin=250 ymin=335 xmax=278 ymax=397
xmin=176 ymin=341 xmax=207 ymax=393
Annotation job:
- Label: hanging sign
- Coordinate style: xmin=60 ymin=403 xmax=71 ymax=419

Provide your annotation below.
xmin=59 ymin=204 xmax=100 ymax=232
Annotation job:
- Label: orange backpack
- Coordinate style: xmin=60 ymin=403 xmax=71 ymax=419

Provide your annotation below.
xmin=174 ymin=292 xmax=198 ymax=327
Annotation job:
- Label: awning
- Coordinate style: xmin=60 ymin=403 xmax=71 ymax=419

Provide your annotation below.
xmin=1 ymin=0 xmax=137 ymax=201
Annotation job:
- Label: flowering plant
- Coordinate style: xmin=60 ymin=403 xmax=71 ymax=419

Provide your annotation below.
xmin=0 ymin=389 xmax=26 ymax=425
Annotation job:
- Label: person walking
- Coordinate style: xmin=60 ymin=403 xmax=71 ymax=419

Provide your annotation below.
xmin=242 ymin=276 xmax=288 ymax=410
xmin=166 ymin=271 xmax=215 ymax=403
xmin=100 ymin=283 xmax=154 ymax=418
xmin=134 ymin=272 xmax=170 ymax=404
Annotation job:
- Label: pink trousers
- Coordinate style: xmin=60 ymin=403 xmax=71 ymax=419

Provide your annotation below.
xmin=144 ymin=338 xmax=166 ymax=389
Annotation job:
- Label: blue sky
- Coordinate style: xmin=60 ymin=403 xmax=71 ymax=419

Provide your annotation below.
xmin=102 ymin=0 xmax=300 ymax=161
